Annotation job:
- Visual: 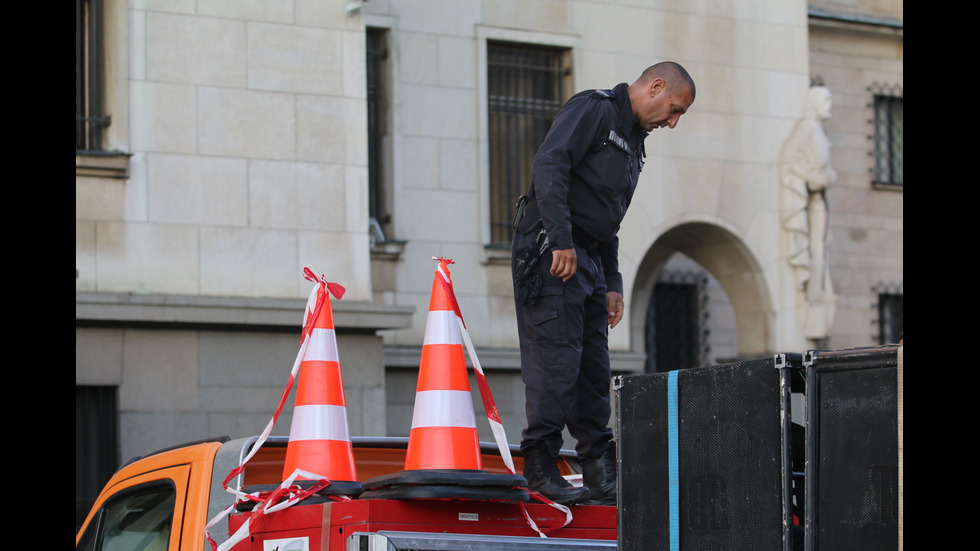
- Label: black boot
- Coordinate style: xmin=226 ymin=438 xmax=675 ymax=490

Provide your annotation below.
xmin=581 ymin=445 xmax=617 ymax=505
xmin=522 ymin=444 xmax=590 ymax=505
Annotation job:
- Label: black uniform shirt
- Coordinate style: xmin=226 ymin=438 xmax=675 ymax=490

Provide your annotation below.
xmin=531 ymin=81 xmax=648 ymax=295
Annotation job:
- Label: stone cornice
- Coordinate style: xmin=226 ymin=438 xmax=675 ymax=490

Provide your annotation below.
xmin=808 ymin=7 xmax=903 ymax=36
xmin=75 ymin=291 xmax=415 ymax=332
xmin=76 ymin=151 xmax=131 ymax=179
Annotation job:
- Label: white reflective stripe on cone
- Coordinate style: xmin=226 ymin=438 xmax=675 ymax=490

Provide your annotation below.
xmin=423 ymin=310 xmax=463 ymax=346
xmin=304 ymin=328 xmax=340 ymax=362
xmin=410 ymin=390 xmax=478 ymax=428
xmin=288 ymin=404 xmax=352 ymax=441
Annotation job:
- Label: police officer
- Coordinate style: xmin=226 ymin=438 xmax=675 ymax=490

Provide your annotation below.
xmin=512 ymin=62 xmax=695 ymax=505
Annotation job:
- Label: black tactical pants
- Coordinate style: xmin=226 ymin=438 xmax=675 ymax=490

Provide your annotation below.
xmin=512 ymin=229 xmax=614 ymax=460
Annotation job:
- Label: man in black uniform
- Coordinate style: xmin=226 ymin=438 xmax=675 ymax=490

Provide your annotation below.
xmin=512 ymin=62 xmax=695 ymax=505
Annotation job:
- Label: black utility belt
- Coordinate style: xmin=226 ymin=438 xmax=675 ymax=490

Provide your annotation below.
xmin=513 ymin=194 xmax=602 ymax=252
xmin=572 ymin=225 xmax=602 ymax=253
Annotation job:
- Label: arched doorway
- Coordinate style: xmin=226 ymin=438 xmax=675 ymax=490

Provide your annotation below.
xmin=629 ymin=222 xmax=772 ymax=371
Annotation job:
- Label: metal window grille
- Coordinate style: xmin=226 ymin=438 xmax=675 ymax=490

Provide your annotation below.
xmin=872 ymin=282 xmax=903 ymax=344
xmin=869 ymin=83 xmax=903 ymax=187
xmin=76 ymin=385 xmax=119 ymax=534
xmin=645 ymin=270 xmax=710 ymax=373
xmin=76 ymin=0 xmax=110 ymax=151
xmin=367 ymin=28 xmax=389 ymax=236
xmin=487 ymin=41 xmax=569 ymax=246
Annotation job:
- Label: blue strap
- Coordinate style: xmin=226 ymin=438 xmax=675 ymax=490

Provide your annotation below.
xmin=668 ymin=370 xmax=680 ymax=551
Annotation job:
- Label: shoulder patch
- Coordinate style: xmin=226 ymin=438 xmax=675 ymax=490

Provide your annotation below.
xmin=590 ymin=88 xmax=615 ymax=100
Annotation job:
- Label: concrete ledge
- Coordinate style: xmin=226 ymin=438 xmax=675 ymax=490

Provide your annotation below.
xmin=75 ymin=292 xmax=415 ymax=332
xmin=76 ymin=151 xmax=131 ymax=179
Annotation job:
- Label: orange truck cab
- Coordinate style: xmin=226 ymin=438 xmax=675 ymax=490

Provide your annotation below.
xmin=76 ymin=436 xmax=617 ymax=551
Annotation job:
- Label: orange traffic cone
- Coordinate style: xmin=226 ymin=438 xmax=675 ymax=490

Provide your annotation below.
xmin=360 ymin=258 xmax=527 ymax=502
xmin=403 ymin=257 xmax=482 ymax=470
xmin=281 ymin=275 xmax=361 ymax=495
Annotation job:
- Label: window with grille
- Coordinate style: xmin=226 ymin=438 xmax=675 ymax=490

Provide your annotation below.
xmin=870 ymin=84 xmax=903 ymax=188
xmin=487 ymin=41 xmax=570 ymax=246
xmin=877 ymin=292 xmax=903 ymax=344
xmin=645 ymin=270 xmax=710 ymax=373
xmin=367 ymin=28 xmax=390 ymax=243
xmin=872 ymin=281 xmax=903 ymax=344
xmin=76 ymin=0 xmax=110 ymax=151
xmin=76 ymin=386 xmax=119 ymax=534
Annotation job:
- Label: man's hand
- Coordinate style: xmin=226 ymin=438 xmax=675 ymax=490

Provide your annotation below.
xmin=607 ymin=291 xmax=624 ymax=329
xmin=550 ymin=248 xmax=578 ymax=282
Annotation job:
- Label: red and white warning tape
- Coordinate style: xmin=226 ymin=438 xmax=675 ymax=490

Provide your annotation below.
xmin=206 ymin=469 xmax=351 ymax=551
xmin=204 ymin=266 xmax=348 ymax=551
xmin=205 ymin=261 xmax=571 ymax=548
xmin=433 ymin=257 xmax=573 ymax=537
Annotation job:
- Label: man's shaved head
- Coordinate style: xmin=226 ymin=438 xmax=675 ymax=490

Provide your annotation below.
xmin=637 ymin=61 xmax=696 ymax=101
xmin=628 ymin=61 xmax=696 ymax=131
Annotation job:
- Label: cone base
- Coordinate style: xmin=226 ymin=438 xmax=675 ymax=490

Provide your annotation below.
xmin=235 ymin=481 xmax=362 ymax=512
xmin=364 ymin=469 xmax=526 ymax=489
xmin=360 ymin=484 xmax=529 ymax=502
xmin=362 ymin=469 xmax=528 ymax=503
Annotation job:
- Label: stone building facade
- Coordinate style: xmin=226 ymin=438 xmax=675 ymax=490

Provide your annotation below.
xmin=76 ymin=0 xmax=901 ymax=528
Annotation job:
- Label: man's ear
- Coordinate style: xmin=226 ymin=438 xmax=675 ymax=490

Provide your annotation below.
xmin=649 ymin=77 xmax=666 ymax=97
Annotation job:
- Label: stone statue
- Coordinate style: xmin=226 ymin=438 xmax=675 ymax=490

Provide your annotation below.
xmin=780 ymin=86 xmax=836 ymax=341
